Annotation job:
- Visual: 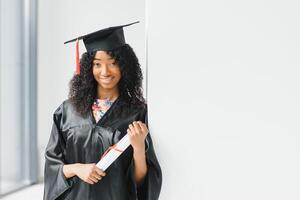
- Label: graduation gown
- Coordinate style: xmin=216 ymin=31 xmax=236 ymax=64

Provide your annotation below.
xmin=43 ymin=97 xmax=162 ymax=200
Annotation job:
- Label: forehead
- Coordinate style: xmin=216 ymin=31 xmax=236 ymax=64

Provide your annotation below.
xmin=93 ymin=50 xmax=113 ymax=61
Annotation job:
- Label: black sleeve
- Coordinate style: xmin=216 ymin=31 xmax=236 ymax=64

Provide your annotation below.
xmin=136 ymin=106 xmax=163 ymax=200
xmin=43 ymin=104 xmax=72 ymax=200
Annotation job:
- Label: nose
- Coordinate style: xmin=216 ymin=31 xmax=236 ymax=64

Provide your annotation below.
xmin=100 ymin=65 xmax=109 ymax=76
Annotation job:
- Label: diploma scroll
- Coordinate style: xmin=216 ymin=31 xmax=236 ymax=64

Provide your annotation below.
xmin=96 ymin=134 xmax=130 ymax=171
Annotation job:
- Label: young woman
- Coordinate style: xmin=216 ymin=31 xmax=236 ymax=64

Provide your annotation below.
xmin=43 ymin=22 xmax=162 ymax=200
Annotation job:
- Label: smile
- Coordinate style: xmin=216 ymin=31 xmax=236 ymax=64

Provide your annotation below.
xmin=100 ymin=77 xmax=114 ymax=84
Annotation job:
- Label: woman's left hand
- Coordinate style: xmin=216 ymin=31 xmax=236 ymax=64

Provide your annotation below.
xmin=127 ymin=121 xmax=148 ymax=151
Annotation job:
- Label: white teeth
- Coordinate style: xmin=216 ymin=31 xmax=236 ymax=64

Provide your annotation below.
xmin=101 ymin=77 xmax=112 ymax=80
xmin=101 ymin=77 xmax=113 ymax=83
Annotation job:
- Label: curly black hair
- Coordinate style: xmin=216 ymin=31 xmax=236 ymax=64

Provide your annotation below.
xmin=68 ymin=44 xmax=145 ymax=117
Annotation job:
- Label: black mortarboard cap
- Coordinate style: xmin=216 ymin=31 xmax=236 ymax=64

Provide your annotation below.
xmin=64 ymin=21 xmax=139 ymax=75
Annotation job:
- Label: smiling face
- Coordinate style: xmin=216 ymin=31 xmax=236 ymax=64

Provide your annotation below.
xmin=92 ymin=51 xmax=121 ymax=95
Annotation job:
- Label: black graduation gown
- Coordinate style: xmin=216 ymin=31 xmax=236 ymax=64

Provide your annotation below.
xmin=43 ymin=97 xmax=162 ymax=200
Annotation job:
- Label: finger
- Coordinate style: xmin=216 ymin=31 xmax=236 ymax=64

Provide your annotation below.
xmin=92 ymin=171 xmax=102 ymax=180
xmin=129 ymin=124 xmax=136 ymax=135
xmin=86 ymin=179 xmax=94 ymax=184
xmin=137 ymin=121 xmax=146 ymax=129
xmin=127 ymin=127 xmax=134 ymax=136
xmin=135 ymin=122 xmax=148 ymax=137
xmin=138 ymin=121 xmax=148 ymax=133
xmin=137 ymin=122 xmax=148 ymax=135
xmin=90 ymin=176 xmax=98 ymax=183
xmin=140 ymin=121 xmax=148 ymax=128
xmin=133 ymin=121 xmax=142 ymax=133
xmin=95 ymin=167 xmax=106 ymax=176
xmin=93 ymin=174 xmax=102 ymax=182
xmin=132 ymin=122 xmax=142 ymax=135
xmin=127 ymin=128 xmax=132 ymax=136
xmin=89 ymin=176 xmax=98 ymax=183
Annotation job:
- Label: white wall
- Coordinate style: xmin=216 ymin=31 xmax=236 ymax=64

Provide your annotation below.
xmin=0 ymin=0 xmax=22 ymax=185
xmin=147 ymin=0 xmax=300 ymax=199
xmin=38 ymin=0 xmax=145 ymax=179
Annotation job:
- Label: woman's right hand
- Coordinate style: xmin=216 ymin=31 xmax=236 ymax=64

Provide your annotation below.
xmin=74 ymin=163 xmax=106 ymax=184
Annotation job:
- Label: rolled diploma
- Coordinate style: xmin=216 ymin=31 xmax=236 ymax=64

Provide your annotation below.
xmin=96 ymin=134 xmax=130 ymax=171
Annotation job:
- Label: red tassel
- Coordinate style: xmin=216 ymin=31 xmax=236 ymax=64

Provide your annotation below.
xmin=75 ymin=39 xmax=80 ymax=75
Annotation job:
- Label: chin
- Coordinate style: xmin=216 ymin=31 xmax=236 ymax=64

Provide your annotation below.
xmin=99 ymin=84 xmax=117 ymax=90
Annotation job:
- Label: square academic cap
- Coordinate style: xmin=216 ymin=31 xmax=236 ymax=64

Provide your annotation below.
xmin=64 ymin=21 xmax=139 ymax=75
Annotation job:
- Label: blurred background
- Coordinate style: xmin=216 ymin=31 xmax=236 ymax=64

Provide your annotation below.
xmin=1 ymin=0 xmax=300 ymax=199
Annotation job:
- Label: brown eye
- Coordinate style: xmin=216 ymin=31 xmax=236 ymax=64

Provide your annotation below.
xmin=94 ymin=63 xmax=101 ymax=67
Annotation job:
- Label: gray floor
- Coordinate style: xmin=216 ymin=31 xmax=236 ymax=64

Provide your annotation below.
xmin=1 ymin=184 xmax=43 ymax=200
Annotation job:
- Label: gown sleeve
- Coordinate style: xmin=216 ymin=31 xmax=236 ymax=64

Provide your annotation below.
xmin=43 ymin=104 xmax=72 ymax=200
xmin=134 ymin=107 xmax=163 ymax=200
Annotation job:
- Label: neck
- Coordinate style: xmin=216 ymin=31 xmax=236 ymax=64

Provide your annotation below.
xmin=97 ymin=87 xmax=119 ymax=101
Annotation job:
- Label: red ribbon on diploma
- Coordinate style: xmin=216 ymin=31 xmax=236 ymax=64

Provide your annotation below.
xmin=100 ymin=144 xmax=124 ymax=160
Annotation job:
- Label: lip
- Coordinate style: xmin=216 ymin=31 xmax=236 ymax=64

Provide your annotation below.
xmin=100 ymin=76 xmax=114 ymax=84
